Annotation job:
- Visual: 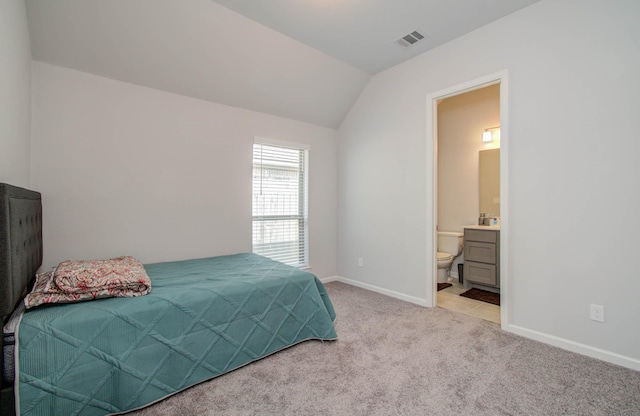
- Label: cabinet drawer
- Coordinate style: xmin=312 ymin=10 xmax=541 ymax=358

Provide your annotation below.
xmin=464 ymin=261 xmax=497 ymax=286
xmin=464 ymin=229 xmax=497 ymax=243
xmin=464 ymin=241 xmax=496 ymax=264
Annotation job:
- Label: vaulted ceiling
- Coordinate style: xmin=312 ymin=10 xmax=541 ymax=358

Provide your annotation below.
xmin=25 ymin=0 xmax=540 ymax=128
xmin=210 ymin=0 xmax=540 ymax=75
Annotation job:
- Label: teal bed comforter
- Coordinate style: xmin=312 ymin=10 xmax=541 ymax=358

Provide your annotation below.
xmin=16 ymin=253 xmax=337 ymax=415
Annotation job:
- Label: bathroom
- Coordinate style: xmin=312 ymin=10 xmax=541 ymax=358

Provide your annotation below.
xmin=435 ymin=83 xmax=501 ymax=322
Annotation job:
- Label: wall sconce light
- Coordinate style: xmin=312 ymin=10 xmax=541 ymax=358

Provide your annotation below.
xmin=482 ymin=126 xmax=500 ymax=143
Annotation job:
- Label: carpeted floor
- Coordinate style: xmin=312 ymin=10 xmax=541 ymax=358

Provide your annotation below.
xmin=128 ymin=282 xmax=640 ymax=416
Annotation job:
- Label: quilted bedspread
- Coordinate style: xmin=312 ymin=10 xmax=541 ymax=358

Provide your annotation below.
xmin=16 ymin=253 xmax=337 ymax=416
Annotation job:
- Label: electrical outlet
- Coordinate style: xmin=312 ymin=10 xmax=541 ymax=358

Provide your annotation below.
xmin=590 ymin=304 xmax=605 ymax=323
xmin=358 ymin=257 xmax=364 ymax=267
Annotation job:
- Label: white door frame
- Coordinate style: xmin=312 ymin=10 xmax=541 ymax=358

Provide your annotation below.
xmin=426 ymin=70 xmax=509 ymax=328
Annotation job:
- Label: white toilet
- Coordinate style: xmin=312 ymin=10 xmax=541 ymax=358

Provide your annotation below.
xmin=437 ymin=232 xmax=464 ymax=283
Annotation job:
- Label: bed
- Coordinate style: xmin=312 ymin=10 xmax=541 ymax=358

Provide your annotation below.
xmin=0 ymin=183 xmax=337 ymax=415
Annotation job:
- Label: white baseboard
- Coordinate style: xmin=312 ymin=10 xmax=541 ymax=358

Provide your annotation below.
xmin=324 ymin=276 xmax=428 ymax=307
xmin=321 ymin=275 xmax=640 ymax=372
xmin=506 ymin=324 xmax=640 ymax=372
xmin=319 ymin=276 xmax=339 ymax=284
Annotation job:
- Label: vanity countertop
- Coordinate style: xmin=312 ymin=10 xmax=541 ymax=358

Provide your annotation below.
xmin=463 ymin=225 xmax=501 ymax=231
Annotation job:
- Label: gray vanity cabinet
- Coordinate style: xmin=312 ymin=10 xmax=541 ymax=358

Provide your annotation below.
xmin=463 ymin=228 xmax=500 ymax=288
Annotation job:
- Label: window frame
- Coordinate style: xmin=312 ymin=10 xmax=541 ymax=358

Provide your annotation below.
xmin=252 ymin=138 xmax=310 ymax=268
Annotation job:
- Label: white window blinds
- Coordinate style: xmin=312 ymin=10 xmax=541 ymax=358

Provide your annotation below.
xmin=252 ymin=142 xmax=309 ymax=267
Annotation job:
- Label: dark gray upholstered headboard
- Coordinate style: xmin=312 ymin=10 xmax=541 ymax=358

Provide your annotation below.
xmin=0 ymin=183 xmax=42 ymax=318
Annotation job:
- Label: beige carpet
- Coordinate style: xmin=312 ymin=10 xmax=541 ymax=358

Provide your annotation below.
xmin=127 ymin=282 xmax=640 ymax=415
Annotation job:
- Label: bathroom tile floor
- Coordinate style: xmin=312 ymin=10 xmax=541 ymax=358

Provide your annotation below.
xmin=437 ymin=280 xmax=501 ymax=324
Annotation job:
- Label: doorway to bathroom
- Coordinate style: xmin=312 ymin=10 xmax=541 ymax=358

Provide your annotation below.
xmin=426 ymin=71 xmax=509 ymax=326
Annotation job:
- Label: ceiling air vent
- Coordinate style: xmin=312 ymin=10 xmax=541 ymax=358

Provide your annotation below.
xmin=395 ymin=30 xmax=426 ymax=49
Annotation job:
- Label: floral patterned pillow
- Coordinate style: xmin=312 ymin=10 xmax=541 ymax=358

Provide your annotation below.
xmin=25 ymin=256 xmax=152 ymax=309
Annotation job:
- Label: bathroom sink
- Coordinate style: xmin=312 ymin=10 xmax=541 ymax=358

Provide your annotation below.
xmin=463 ymin=225 xmax=501 ymax=230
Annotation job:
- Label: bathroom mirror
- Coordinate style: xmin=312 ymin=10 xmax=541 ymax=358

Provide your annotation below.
xmin=479 ymin=148 xmax=500 ymax=216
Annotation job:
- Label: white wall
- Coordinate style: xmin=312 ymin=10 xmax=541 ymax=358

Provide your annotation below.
xmin=31 ymin=62 xmax=338 ymax=278
xmin=338 ymin=0 xmax=640 ymax=368
xmin=0 ymin=0 xmax=31 ymax=188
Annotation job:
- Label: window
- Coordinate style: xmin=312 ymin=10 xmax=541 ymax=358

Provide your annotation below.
xmin=252 ymin=141 xmax=309 ymax=267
